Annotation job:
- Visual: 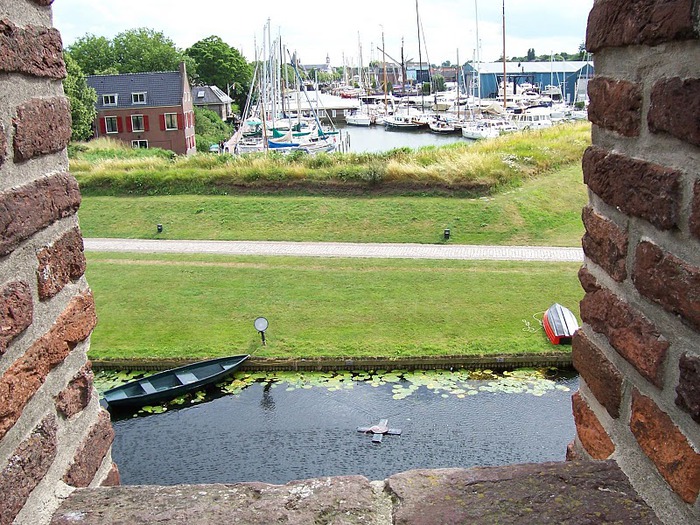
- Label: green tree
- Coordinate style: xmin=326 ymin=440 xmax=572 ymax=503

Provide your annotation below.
xmin=112 ymin=28 xmax=187 ymax=73
xmin=66 ymin=34 xmax=114 ymax=74
xmin=185 ymin=36 xmax=251 ymax=113
xmin=63 ymin=51 xmax=96 ymax=141
xmin=432 ymin=73 xmax=446 ymax=92
xmin=193 ymin=106 xmax=233 ymax=152
xmin=527 ymin=48 xmax=536 ymax=61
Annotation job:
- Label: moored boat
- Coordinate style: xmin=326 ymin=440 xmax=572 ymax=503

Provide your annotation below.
xmin=543 ymin=303 xmax=579 ymax=345
xmin=102 ymin=355 xmax=249 ymax=409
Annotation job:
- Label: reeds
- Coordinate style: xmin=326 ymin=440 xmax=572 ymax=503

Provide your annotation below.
xmin=72 ymin=122 xmax=590 ymax=195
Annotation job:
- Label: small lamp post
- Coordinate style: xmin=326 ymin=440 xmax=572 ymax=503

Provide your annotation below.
xmin=254 ymin=317 xmax=269 ymax=346
xmin=443 ymin=228 xmax=451 ymax=240
xmin=156 ymin=224 xmax=163 ymax=234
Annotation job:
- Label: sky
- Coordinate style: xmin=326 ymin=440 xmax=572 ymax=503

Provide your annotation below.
xmin=52 ymin=0 xmax=594 ymax=67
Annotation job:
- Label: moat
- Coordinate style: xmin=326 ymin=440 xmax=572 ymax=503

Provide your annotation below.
xmin=101 ymin=369 xmax=579 ymax=485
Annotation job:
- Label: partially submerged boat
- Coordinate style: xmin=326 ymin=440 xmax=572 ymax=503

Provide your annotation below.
xmin=543 ymin=303 xmax=579 ymax=345
xmin=102 ymin=355 xmax=249 ymax=410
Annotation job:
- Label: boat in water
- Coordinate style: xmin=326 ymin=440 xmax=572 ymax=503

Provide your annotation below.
xmin=102 ymin=355 xmax=249 ymax=410
xmin=542 ymin=303 xmax=579 ymax=345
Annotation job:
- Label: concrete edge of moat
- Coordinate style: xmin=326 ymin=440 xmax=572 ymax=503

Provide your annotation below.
xmin=91 ymin=353 xmax=573 ymax=372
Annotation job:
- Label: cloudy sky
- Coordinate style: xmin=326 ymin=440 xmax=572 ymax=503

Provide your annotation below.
xmin=52 ymin=0 xmax=594 ymax=66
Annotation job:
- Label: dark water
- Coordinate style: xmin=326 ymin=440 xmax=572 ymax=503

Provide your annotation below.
xmin=111 ymin=372 xmax=578 ymax=485
xmin=337 ymin=124 xmax=466 ymax=153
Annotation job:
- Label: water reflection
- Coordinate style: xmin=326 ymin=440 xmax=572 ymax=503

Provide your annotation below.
xmin=106 ymin=369 xmax=578 ymax=486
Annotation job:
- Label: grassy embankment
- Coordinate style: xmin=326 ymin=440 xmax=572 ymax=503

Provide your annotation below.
xmin=76 ymin=123 xmax=590 ymax=361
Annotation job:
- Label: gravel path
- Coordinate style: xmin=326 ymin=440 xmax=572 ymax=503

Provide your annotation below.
xmin=84 ymin=238 xmax=583 ymax=262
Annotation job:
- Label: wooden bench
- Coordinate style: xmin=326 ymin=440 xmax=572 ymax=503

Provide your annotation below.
xmin=176 ymin=372 xmax=199 ymax=385
xmin=140 ymin=381 xmax=157 ymax=394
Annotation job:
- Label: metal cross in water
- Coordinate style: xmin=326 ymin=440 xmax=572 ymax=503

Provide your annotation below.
xmin=357 ymin=419 xmax=402 ymax=444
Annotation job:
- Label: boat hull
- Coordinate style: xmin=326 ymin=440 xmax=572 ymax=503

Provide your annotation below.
xmin=103 ymin=355 xmax=249 ymax=409
xmin=543 ymin=303 xmax=579 ymax=345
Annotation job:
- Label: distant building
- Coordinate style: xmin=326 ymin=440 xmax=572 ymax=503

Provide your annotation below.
xmin=86 ymin=62 xmax=196 ymax=155
xmin=301 ymin=53 xmax=335 ymax=76
xmin=463 ymin=60 xmax=594 ymax=103
xmin=191 ymin=85 xmax=233 ymax=121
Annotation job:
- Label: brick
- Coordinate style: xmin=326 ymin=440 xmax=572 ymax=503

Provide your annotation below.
xmin=0 ymin=122 xmax=6 ymax=167
xmin=13 ymin=97 xmax=71 ymax=162
xmin=633 ymin=241 xmax=700 ymax=331
xmin=0 ymin=281 xmax=33 ymax=355
xmin=631 ymin=389 xmax=700 ymax=503
xmin=586 ymin=0 xmax=696 ymax=53
xmin=63 ymin=410 xmax=114 ymax=488
xmin=648 ymin=77 xmax=700 ymax=147
xmin=0 ymin=172 xmax=81 ymax=257
xmin=36 ymin=228 xmax=86 ymax=300
xmin=0 ymin=416 xmax=57 ymax=525
xmin=580 ymin=286 xmax=669 ymax=387
xmin=0 ymin=291 xmax=96 ymax=440
xmin=572 ymin=392 xmax=615 ymax=460
xmin=100 ymin=463 xmax=121 ymax=487
xmin=676 ymin=353 xmax=700 ymax=423
xmin=56 ymin=362 xmax=93 ymax=419
xmin=578 ymin=266 xmax=601 ymax=294
xmin=581 ymin=206 xmax=629 ymax=282
xmin=582 ymin=146 xmax=681 ymax=231
xmin=690 ymin=181 xmax=700 ymax=240
xmin=572 ymin=330 xmax=623 ymax=419
xmin=587 ymin=77 xmax=642 ymax=137
xmin=0 ymin=18 xmax=65 ymax=79
xmin=565 ymin=440 xmax=580 ymax=461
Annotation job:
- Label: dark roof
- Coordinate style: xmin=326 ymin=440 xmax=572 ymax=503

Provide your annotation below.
xmin=192 ymin=85 xmax=232 ymax=105
xmin=87 ymin=71 xmax=183 ymax=109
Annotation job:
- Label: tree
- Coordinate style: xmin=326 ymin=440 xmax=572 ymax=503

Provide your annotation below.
xmin=527 ymin=48 xmax=536 ymax=61
xmin=432 ymin=73 xmax=446 ymax=92
xmin=193 ymin=106 xmax=233 ymax=152
xmin=441 ymin=60 xmax=452 ymax=67
xmin=66 ymin=34 xmax=114 ymax=75
xmin=66 ymin=28 xmax=194 ymax=76
xmin=112 ymin=28 xmax=187 ymax=74
xmin=62 ymin=52 xmax=96 ymax=141
xmin=185 ymin=36 xmax=252 ymax=113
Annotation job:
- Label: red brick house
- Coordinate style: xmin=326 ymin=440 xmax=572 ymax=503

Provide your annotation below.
xmin=87 ymin=62 xmax=196 ymax=155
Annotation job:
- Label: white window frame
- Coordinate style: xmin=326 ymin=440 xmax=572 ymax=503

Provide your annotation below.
xmin=105 ymin=116 xmax=118 ymax=134
xmin=131 ymin=114 xmax=145 ymax=132
xmin=131 ymin=92 xmax=146 ymax=104
xmin=131 ymin=140 xmax=148 ymax=149
xmin=103 ymin=94 xmax=118 ymax=106
xmin=164 ymin=113 xmax=178 ymax=130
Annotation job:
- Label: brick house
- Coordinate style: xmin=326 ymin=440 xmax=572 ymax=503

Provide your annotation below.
xmin=87 ymin=62 xmax=196 ymax=155
xmin=192 ymin=85 xmax=233 ymax=121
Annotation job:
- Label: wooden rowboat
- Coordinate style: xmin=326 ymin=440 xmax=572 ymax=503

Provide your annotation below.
xmin=543 ymin=303 xmax=579 ymax=345
xmin=102 ymin=355 xmax=249 ymax=410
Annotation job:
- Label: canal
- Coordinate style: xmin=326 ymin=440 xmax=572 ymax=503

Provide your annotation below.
xmin=337 ymin=123 xmax=466 ymax=153
xmin=104 ymin=369 xmax=578 ymax=486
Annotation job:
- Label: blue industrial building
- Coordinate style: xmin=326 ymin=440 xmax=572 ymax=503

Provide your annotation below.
xmin=462 ymin=60 xmax=594 ymax=104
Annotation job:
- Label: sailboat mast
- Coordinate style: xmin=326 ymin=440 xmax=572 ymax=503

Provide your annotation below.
xmin=502 ymin=0 xmax=507 ymax=109
xmin=382 ymin=28 xmax=388 ymax=109
xmin=456 ymin=48 xmax=460 ymax=119
xmin=415 ymin=0 xmax=424 ymax=110
xmin=474 ymin=0 xmax=481 ymax=101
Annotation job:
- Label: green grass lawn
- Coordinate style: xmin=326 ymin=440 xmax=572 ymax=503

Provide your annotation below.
xmin=86 ymin=252 xmax=583 ymax=360
xmin=78 ymin=163 xmax=587 ymax=247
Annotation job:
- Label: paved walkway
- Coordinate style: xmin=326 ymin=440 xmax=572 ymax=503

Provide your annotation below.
xmin=84 ymin=238 xmax=583 ymax=262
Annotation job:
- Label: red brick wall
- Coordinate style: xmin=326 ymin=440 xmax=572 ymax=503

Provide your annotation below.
xmin=574 ymin=1 xmax=700 ymax=523
xmin=0 ymin=2 xmax=115 ymax=524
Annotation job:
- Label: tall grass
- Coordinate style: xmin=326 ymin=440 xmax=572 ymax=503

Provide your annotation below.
xmin=71 ymin=122 xmax=591 ymax=196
